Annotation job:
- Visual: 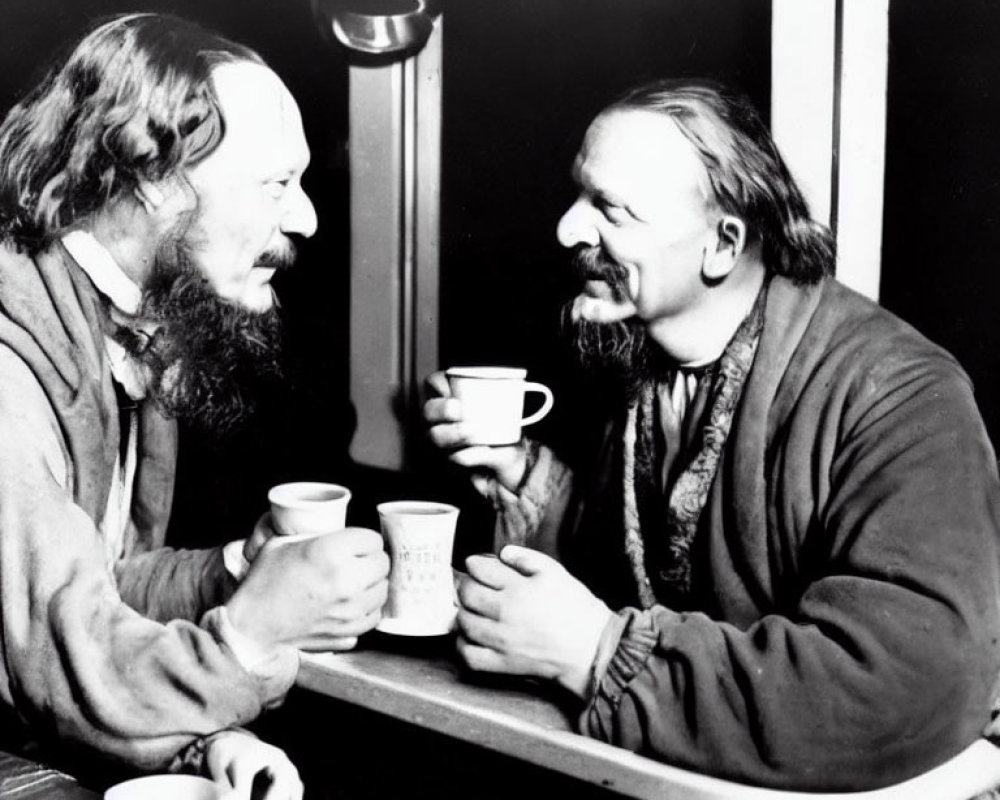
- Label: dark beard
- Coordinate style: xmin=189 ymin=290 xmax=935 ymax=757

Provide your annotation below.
xmin=114 ymin=237 xmax=288 ymax=438
xmin=562 ymin=244 xmax=662 ymax=391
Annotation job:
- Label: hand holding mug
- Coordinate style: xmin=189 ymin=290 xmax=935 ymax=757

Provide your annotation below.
xmin=226 ymin=527 xmax=389 ymax=652
xmin=422 ymin=368 xmax=553 ymax=494
xmin=205 ymin=730 xmax=303 ymax=800
xmin=455 ymin=545 xmax=614 ymax=698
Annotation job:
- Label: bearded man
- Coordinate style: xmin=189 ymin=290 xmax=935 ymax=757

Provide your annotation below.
xmin=423 ymin=79 xmax=1000 ymax=790
xmin=0 ymin=13 xmax=388 ymax=797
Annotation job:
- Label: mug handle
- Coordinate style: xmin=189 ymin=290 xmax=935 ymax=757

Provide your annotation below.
xmin=521 ymin=382 xmax=554 ymax=427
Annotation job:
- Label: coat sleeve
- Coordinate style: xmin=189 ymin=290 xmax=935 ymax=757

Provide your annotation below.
xmin=0 ymin=349 xmax=297 ymax=771
xmin=115 ymin=546 xmax=236 ymax=623
xmin=580 ymin=342 xmax=1000 ymax=790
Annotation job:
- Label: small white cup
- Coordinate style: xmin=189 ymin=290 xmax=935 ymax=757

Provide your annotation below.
xmin=105 ymin=774 xmax=223 ymax=800
xmin=376 ymin=501 xmax=459 ymax=636
xmin=268 ymin=481 xmax=351 ymax=539
xmin=446 ymin=366 xmax=554 ymax=445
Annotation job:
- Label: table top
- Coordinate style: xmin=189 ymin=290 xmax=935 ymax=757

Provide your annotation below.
xmin=297 ymin=632 xmax=1000 ymax=800
xmin=0 ymin=751 xmax=99 ymax=800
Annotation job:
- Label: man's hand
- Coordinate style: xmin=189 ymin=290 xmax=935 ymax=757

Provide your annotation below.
xmin=242 ymin=512 xmax=279 ymax=564
xmin=225 ymin=528 xmax=389 ymax=652
xmin=422 ymin=371 xmax=527 ymax=494
xmin=205 ymin=730 xmax=302 ymax=800
xmin=456 ymin=545 xmax=614 ymax=698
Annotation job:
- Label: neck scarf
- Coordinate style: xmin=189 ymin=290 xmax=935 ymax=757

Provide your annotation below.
xmin=623 ymin=283 xmax=768 ymax=607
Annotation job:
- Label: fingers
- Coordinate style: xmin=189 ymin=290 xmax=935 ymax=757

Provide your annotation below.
xmin=206 ymin=734 xmax=303 ymax=800
xmin=464 ymin=553 xmax=517 ymax=589
xmin=456 ymin=634 xmax=517 ymax=675
xmin=259 ymin=765 xmax=304 ymax=800
xmin=448 ymin=444 xmax=523 ymax=474
xmin=224 ymin=749 xmax=263 ymax=798
xmin=326 ymin=527 xmax=386 ymax=555
xmin=424 ymin=370 xmax=452 ymax=400
xmin=302 ymin=634 xmax=359 ymax=653
xmin=245 ymin=513 xmax=278 ymax=562
xmin=456 ymin=572 xmax=502 ymax=619
xmin=498 ymin=545 xmax=557 ymax=577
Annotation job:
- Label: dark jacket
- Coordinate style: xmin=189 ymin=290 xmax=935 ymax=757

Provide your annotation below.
xmin=506 ymin=276 xmax=1000 ymax=790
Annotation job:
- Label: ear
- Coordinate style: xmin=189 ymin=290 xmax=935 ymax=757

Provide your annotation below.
xmin=702 ymin=215 xmax=746 ymax=281
xmin=133 ymin=181 xmax=167 ymax=215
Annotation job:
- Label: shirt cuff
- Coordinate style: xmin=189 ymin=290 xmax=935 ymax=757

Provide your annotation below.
xmin=581 ymin=607 xmax=657 ymax=729
xmin=222 ymin=539 xmax=250 ymax=582
xmin=200 ymin=605 xmax=298 ymax=710
xmin=587 ymin=611 xmax=631 ymax=701
xmin=488 ymin=442 xmax=572 ymax=547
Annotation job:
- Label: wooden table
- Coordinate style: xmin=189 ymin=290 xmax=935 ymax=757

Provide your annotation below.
xmin=0 ymin=751 xmax=99 ymax=800
xmin=296 ymin=633 xmax=1000 ymax=800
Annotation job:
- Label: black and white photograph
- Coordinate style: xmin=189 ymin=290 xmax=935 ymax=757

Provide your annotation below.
xmin=0 ymin=1 xmax=999 ymax=799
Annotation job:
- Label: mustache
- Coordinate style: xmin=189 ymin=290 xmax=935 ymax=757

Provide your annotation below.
xmin=570 ymin=244 xmax=631 ymax=302
xmin=257 ymin=241 xmax=298 ymax=272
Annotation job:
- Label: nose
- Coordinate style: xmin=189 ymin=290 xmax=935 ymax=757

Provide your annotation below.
xmin=556 ymin=197 xmax=600 ymax=249
xmin=282 ymin=183 xmax=318 ymax=239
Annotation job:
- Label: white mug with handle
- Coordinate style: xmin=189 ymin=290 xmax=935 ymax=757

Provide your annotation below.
xmin=446 ymin=366 xmax=554 ymax=446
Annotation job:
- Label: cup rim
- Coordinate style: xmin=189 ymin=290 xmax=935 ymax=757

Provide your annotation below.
xmin=268 ymin=481 xmax=352 ymax=509
xmin=445 ymin=366 xmax=528 ymax=380
xmin=377 ymin=500 xmax=459 ymax=516
xmin=104 ymin=773 xmax=220 ymax=799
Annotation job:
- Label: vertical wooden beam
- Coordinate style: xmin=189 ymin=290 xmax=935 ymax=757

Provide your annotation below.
xmin=834 ymin=0 xmax=889 ymax=300
xmin=771 ymin=0 xmax=888 ymax=300
xmin=348 ymin=18 xmax=442 ymax=469
xmin=771 ymin=0 xmax=837 ymax=227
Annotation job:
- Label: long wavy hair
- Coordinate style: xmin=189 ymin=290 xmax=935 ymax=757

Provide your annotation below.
xmin=608 ymin=79 xmax=835 ymax=284
xmin=0 ymin=13 xmax=264 ymax=252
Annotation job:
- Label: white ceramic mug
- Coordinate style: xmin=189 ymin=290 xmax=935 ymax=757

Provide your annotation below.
xmin=268 ymin=481 xmax=351 ymax=539
xmin=376 ymin=501 xmax=459 ymax=636
xmin=446 ymin=366 xmax=554 ymax=445
xmin=104 ymin=774 xmax=223 ymax=800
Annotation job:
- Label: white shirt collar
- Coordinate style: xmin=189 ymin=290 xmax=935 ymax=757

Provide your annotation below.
xmin=62 ymin=230 xmax=143 ymax=315
xmin=61 ymin=230 xmax=148 ymax=400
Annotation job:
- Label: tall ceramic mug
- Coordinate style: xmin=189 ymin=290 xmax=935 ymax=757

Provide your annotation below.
xmin=445 ymin=366 xmax=554 ymax=446
xmin=376 ymin=501 xmax=459 ymax=636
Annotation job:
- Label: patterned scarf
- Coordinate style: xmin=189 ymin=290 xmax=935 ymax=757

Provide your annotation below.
xmin=623 ymin=283 xmax=768 ymax=608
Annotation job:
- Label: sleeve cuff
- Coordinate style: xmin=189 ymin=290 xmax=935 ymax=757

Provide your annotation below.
xmin=583 ymin=607 xmax=657 ymax=720
xmin=487 ymin=442 xmax=572 ymax=548
xmin=200 ymin=606 xmax=298 ymax=710
xmin=587 ymin=611 xmax=631 ymax=701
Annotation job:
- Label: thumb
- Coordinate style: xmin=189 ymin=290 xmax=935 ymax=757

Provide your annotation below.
xmin=498 ymin=544 xmax=555 ymax=576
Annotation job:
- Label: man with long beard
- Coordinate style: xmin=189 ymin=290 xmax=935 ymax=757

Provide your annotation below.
xmin=0 ymin=13 xmax=389 ymax=798
xmin=423 ymin=79 xmax=1000 ymax=790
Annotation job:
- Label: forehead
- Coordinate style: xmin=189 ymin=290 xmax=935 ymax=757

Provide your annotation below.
xmin=195 ymin=61 xmax=310 ymax=177
xmin=574 ymin=109 xmax=709 ymax=209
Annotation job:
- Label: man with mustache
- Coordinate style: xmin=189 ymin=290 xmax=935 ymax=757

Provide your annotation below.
xmin=424 ymin=80 xmax=1000 ymax=790
xmin=0 ymin=13 xmax=389 ymax=797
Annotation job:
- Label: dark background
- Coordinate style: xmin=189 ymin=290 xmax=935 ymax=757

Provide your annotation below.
xmin=0 ymin=0 xmax=996 ymax=566
xmin=3 ymin=0 xmax=1000 ymax=796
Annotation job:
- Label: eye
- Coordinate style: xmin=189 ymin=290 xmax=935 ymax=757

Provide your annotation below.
xmin=266 ymin=177 xmax=292 ymax=198
xmin=597 ymin=199 xmax=631 ymax=226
